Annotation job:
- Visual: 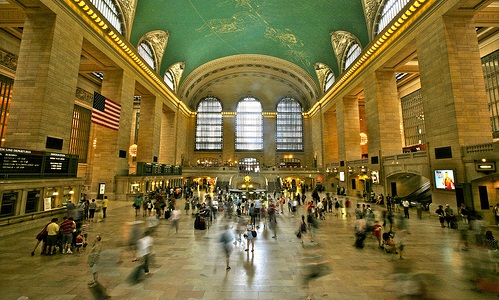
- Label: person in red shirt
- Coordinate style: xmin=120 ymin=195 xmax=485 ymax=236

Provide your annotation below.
xmin=372 ymin=221 xmax=383 ymax=248
xmin=60 ymin=216 xmax=76 ymax=254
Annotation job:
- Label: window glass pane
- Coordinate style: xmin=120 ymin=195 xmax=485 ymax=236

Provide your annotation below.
xmin=482 ymin=50 xmax=499 ymax=138
xmin=375 ymin=0 xmax=411 ymax=36
xmin=195 ymin=97 xmax=223 ymax=150
xmin=401 ymin=89 xmax=426 ymax=147
xmin=236 ymin=97 xmax=263 ymax=150
xmin=70 ymin=105 xmax=91 ymax=163
xmin=89 ymin=0 xmax=123 ymax=34
xmin=164 ymin=71 xmax=175 ymax=91
xmin=324 ymin=72 xmax=335 ymax=92
xmin=138 ymin=42 xmax=155 ymax=70
xmin=0 ymin=75 xmax=13 ymax=147
xmin=276 ymin=97 xmax=303 ymax=151
xmin=344 ymin=43 xmax=361 ymax=70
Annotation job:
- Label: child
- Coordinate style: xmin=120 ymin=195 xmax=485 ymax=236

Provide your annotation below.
xmin=75 ymin=231 xmax=84 ymax=252
xmin=372 ymin=221 xmax=383 ymax=248
xmin=81 ymin=220 xmax=90 ymax=247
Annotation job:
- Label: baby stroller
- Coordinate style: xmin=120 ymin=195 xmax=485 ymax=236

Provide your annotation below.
xmin=382 ymin=232 xmax=397 ymax=254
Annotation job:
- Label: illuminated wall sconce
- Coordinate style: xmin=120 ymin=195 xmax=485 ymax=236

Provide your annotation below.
xmin=129 ymin=144 xmax=138 ymax=157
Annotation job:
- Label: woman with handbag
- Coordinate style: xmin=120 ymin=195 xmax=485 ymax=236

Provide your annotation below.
xmin=31 ymin=221 xmax=51 ymax=256
xmin=245 ymin=223 xmax=256 ymax=252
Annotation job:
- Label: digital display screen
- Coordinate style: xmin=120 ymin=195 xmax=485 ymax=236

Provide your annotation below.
xmin=371 ymin=170 xmax=379 ymax=184
xmin=339 ymin=171 xmax=345 ymax=182
xmin=434 ymin=169 xmax=455 ymax=190
xmin=0 ymin=148 xmax=43 ymax=174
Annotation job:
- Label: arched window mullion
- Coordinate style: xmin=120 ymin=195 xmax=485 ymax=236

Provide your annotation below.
xmin=236 ymin=97 xmax=263 ymax=151
xmin=276 ymin=97 xmax=303 ymax=151
xmin=89 ymin=0 xmax=124 ymax=35
xmin=375 ymin=0 xmax=411 ymax=36
xmin=195 ymin=97 xmax=223 ymax=151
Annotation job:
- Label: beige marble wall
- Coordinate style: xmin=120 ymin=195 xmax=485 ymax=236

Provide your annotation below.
xmin=263 ymin=114 xmax=276 ymax=167
xmin=7 ymin=11 xmax=82 ymax=151
xmin=322 ymin=107 xmax=338 ymax=163
xmin=364 ymin=70 xmax=403 ymax=159
xmin=417 ymin=14 xmax=493 ymax=206
xmin=136 ymin=95 xmax=161 ymax=162
xmin=87 ymin=69 xmax=134 ymax=199
xmin=337 ymin=96 xmax=361 ymax=162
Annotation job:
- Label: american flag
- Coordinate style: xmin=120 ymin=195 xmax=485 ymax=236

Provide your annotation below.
xmin=92 ymin=92 xmax=121 ymax=131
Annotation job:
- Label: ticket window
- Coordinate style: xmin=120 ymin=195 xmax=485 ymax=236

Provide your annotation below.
xmin=45 ymin=188 xmax=60 ymax=210
xmin=25 ymin=190 xmax=41 ymax=213
xmin=62 ymin=187 xmax=75 ymax=204
xmin=0 ymin=191 xmax=18 ymax=217
xmin=130 ymin=183 xmax=140 ymax=193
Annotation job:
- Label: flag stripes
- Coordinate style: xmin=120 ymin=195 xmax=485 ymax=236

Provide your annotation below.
xmin=91 ymin=92 xmax=121 ymax=131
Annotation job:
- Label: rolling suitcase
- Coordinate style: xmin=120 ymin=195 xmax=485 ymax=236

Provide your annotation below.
xmin=198 ymin=217 xmax=206 ymax=230
xmin=194 ymin=215 xmax=200 ymax=229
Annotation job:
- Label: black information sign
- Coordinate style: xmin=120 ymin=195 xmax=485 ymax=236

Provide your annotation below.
xmin=43 ymin=152 xmax=71 ymax=174
xmin=0 ymin=148 xmax=43 ymax=174
xmin=0 ymin=147 xmax=78 ymax=178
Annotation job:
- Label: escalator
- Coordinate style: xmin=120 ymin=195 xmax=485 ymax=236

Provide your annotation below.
xmin=400 ymin=181 xmax=432 ymax=210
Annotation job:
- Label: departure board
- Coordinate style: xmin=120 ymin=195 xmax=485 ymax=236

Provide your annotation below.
xmin=43 ymin=152 xmax=71 ymax=174
xmin=0 ymin=148 xmax=43 ymax=174
xmin=0 ymin=147 xmax=78 ymax=178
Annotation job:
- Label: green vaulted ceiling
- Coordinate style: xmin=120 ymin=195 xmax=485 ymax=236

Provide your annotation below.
xmin=131 ymin=0 xmax=369 ymax=86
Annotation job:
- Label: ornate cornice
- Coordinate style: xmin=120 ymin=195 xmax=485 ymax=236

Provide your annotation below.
xmin=362 ymin=0 xmax=383 ymax=41
xmin=139 ymin=30 xmax=169 ymax=72
xmin=330 ymin=31 xmax=361 ymax=73
xmin=314 ymin=62 xmax=333 ymax=95
xmin=167 ymin=62 xmax=185 ymax=92
xmin=116 ymin=0 xmax=137 ymax=40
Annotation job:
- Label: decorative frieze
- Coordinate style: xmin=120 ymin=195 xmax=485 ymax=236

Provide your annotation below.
xmin=75 ymin=87 xmax=93 ymax=107
xmin=0 ymin=48 xmax=17 ymax=71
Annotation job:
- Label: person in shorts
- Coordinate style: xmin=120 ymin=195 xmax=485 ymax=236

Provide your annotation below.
xmin=46 ymin=218 xmax=59 ymax=255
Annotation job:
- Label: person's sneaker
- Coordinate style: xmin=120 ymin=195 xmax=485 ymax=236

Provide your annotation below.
xmin=66 ymin=249 xmax=73 ymax=254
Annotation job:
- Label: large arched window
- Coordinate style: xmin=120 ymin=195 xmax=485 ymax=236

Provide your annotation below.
xmin=236 ymin=97 xmax=263 ymax=151
xmin=375 ymin=0 xmax=411 ymax=36
xmin=137 ymin=41 xmax=156 ymax=70
xmin=195 ymin=97 xmax=223 ymax=151
xmin=344 ymin=42 xmax=361 ymax=70
xmin=89 ymin=0 xmax=124 ymax=35
xmin=276 ymin=97 xmax=303 ymax=151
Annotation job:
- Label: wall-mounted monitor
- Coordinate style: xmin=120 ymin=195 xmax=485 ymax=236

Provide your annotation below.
xmin=434 ymin=169 xmax=455 ymax=190
xmin=370 ymin=170 xmax=379 ymax=184
xmin=339 ymin=171 xmax=345 ymax=182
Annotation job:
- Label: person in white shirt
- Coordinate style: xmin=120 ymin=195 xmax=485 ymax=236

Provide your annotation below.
xmin=171 ymin=209 xmax=181 ymax=233
xmin=135 ymin=230 xmax=153 ymax=275
xmin=402 ymin=200 xmax=410 ymax=219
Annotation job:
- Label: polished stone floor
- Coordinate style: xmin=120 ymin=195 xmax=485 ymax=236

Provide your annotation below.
xmin=1 ymin=193 xmax=498 ymax=300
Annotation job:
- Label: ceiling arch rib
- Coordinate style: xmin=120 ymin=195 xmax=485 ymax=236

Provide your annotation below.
xmin=179 ymin=54 xmax=320 ymax=111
